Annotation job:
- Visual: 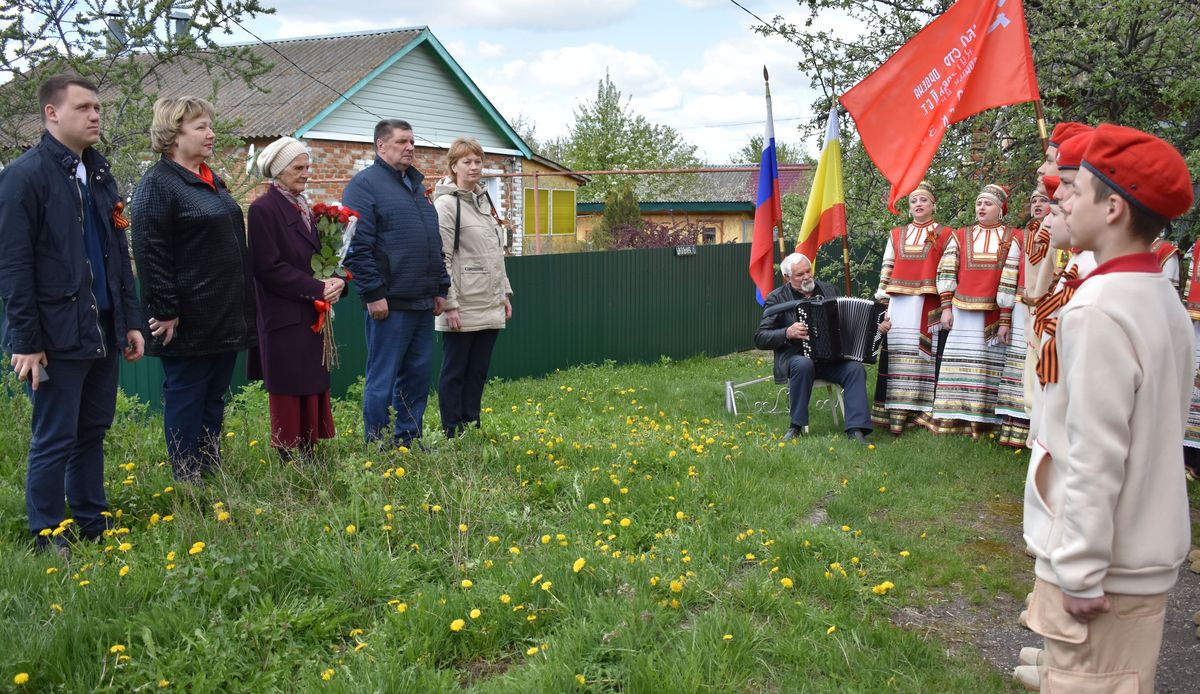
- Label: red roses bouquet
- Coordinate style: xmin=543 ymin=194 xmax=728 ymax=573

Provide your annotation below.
xmin=310 ymin=202 xmax=358 ymax=368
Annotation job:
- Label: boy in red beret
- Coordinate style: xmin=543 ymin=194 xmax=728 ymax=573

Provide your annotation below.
xmin=1016 ymin=124 xmax=1195 ymax=691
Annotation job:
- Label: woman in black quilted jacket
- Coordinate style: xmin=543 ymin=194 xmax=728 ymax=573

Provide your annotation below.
xmin=130 ymin=96 xmax=256 ymax=483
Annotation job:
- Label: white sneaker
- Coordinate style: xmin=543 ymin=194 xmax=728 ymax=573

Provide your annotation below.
xmin=1012 ymin=664 xmax=1040 ymax=691
xmin=1018 ymin=647 xmax=1044 ymax=667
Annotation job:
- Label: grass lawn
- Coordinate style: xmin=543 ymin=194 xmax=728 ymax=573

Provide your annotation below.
xmin=0 ymin=350 xmax=1144 ymax=692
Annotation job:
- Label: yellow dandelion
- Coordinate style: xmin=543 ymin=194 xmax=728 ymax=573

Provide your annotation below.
xmin=619 ymin=518 xmax=631 ymax=527
xmin=166 ymin=551 xmax=176 ymax=561
xmin=572 ymin=557 xmax=586 ymax=573
xmin=109 ymin=644 xmax=126 ymax=654
xmin=530 ymin=574 xmax=543 ymax=585
xmin=320 ymin=668 xmax=334 ymax=681
xmin=526 ymin=614 xmax=537 ymax=622
xmin=722 ymin=634 xmax=733 ymax=641
xmin=469 ymin=608 xmax=481 ymax=619
xmin=458 ymin=523 xmax=469 ymax=533
xmin=50 ymin=604 xmax=62 ymax=612
xmin=45 ymin=567 xmax=57 ymax=575
xmin=509 ymin=546 xmax=521 ymax=555
xmin=499 ymin=594 xmax=511 ymax=604
xmin=118 ymin=566 xmax=130 ymax=577
xmin=460 ymin=579 xmax=474 ymax=589
xmin=158 ymin=679 xmax=169 ymax=688
xmin=348 ymin=628 xmax=363 ymax=637
xmin=118 ymin=542 xmax=132 ymax=552
xmin=395 ymin=466 xmax=406 ymax=477
xmin=540 ymin=581 xmax=552 ymax=591
xmin=14 ymin=673 xmax=30 ymax=685
xmin=526 ymin=646 xmax=540 ymax=656
xmin=900 ymin=550 xmax=910 ymax=558
xmin=826 ymin=625 xmax=837 ymax=635
xmin=353 ymin=642 xmax=367 ymax=652
xmin=217 ymin=511 xmax=231 ymax=522
xmin=345 ymin=524 xmax=357 ymax=534
xmin=396 ymin=603 xmax=407 ymax=613
xmin=188 ymin=542 xmax=205 ymax=555
xmin=449 ymin=618 xmax=465 ymax=632
xmin=780 ymin=577 xmax=794 ymax=589
xmin=576 ymin=674 xmax=586 ymax=685
xmin=78 ymin=580 xmax=90 ymax=587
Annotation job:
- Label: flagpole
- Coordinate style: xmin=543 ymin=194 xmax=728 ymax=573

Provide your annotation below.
xmin=831 ymin=91 xmax=852 ymax=296
xmin=1033 ymin=97 xmax=1049 ymax=151
xmin=766 ymin=67 xmax=787 ymax=262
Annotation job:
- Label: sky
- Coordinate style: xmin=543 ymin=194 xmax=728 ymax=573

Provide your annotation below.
xmin=221 ymin=0 xmax=833 ymax=163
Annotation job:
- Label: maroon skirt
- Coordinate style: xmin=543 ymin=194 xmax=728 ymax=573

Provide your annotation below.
xmin=268 ymin=391 xmax=335 ymax=449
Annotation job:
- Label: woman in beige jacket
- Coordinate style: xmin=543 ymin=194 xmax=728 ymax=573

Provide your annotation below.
xmin=432 ymin=137 xmax=512 ymax=438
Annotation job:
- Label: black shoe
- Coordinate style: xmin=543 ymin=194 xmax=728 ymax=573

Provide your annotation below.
xmin=846 ymin=429 xmax=871 ymax=446
xmin=33 ymin=533 xmax=71 ymax=558
xmin=782 ymin=425 xmax=808 ymax=441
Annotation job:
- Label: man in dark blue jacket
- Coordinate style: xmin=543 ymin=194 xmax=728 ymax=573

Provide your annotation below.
xmin=0 ymin=75 xmax=144 ymax=552
xmin=343 ymin=119 xmax=450 ymax=448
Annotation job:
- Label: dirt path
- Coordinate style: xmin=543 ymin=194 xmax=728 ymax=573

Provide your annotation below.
xmin=895 ymin=552 xmax=1200 ymax=691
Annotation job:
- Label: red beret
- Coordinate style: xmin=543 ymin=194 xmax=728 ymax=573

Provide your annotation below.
xmin=1042 ymin=176 xmax=1060 ymax=201
xmin=1056 ymin=132 xmax=1092 ymax=171
xmin=1048 ymin=122 xmax=1093 ymax=148
xmin=1081 ymin=123 xmax=1194 ymax=221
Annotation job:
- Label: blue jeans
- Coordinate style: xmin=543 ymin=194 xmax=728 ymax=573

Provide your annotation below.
xmin=363 ymin=308 xmax=433 ymax=445
xmin=25 ymin=353 xmax=119 ymax=538
xmin=160 ymin=353 xmax=237 ymax=481
xmin=439 ymin=329 xmax=500 ymax=436
xmin=786 ymin=355 xmax=871 ymax=432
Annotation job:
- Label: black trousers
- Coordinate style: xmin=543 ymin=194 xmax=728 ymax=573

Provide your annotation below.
xmin=439 ymin=329 xmax=500 ymax=436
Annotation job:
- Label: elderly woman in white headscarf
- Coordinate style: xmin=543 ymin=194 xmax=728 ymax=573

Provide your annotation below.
xmin=246 ymin=137 xmax=345 ymax=461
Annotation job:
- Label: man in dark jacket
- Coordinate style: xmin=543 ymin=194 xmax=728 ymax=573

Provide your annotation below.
xmin=343 ymin=119 xmax=450 ymax=448
xmin=0 ymin=75 xmax=144 ymax=551
xmin=754 ymin=253 xmax=887 ymax=444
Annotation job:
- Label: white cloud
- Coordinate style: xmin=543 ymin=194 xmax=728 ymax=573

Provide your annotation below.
xmin=477 ymin=40 xmax=505 ymax=59
xmin=253 ymin=0 xmax=637 ymax=34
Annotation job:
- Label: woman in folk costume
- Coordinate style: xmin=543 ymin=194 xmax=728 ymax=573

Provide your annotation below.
xmin=1183 ymin=239 xmax=1200 ymax=478
xmin=871 ymin=181 xmax=948 ymax=434
xmin=993 ymin=190 xmax=1048 ymax=447
xmin=927 ymin=183 xmax=1021 ymax=438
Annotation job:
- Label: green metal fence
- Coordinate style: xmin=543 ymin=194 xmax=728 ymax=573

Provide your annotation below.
xmin=115 ymin=243 xmax=773 ymax=409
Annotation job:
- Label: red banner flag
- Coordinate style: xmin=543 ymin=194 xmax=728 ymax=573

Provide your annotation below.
xmin=839 ymin=0 xmax=1039 ymax=212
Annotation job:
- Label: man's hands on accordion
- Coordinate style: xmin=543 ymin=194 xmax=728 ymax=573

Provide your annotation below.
xmin=786 ymin=321 xmax=810 ymax=342
xmin=787 ymin=315 xmax=890 ymax=343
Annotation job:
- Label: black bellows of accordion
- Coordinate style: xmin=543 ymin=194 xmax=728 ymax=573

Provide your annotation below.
xmin=796 ymin=297 xmax=886 ymax=363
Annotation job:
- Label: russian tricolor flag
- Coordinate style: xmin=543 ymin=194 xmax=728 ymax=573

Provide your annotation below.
xmin=749 ymin=69 xmax=782 ymax=305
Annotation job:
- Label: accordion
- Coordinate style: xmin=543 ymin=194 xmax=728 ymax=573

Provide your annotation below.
xmin=796 ymin=297 xmax=886 ymax=363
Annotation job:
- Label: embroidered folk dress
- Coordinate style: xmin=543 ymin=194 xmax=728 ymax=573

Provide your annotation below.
xmin=1183 ymin=239 xmax=1200 ymax=449
xmin=995 ymin=226 xmax=1028 ymax=447
xmin=927 ymin=223 xmax=1021 ymax=435
xmin=872 ymin=220 xmax=947 ymax=433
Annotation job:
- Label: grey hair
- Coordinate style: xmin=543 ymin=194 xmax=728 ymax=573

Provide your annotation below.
xmin=780 ymin=252 xmax=812 ymax=278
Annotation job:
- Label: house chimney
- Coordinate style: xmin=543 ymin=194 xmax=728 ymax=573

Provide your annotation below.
xmin=169 ymin=10 xmax=190 ymax=38
xmin=105 ymin=13 xmax=126 ymax=52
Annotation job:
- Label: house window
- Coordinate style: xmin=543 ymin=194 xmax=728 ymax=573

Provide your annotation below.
xmin=483 ymin=169 xmax=504 ymax=216
xmin=702 ymin=226 xmax=717 ymax=244
xmin=742 ymin=220 xmax=755 ymax=242
xmin=523 ymin=188 xmax=576 ymax=235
